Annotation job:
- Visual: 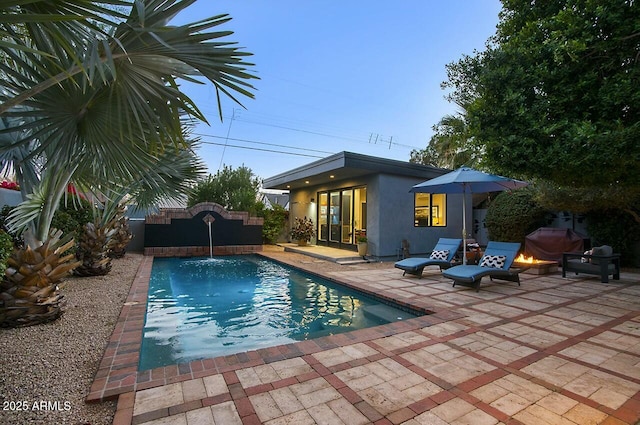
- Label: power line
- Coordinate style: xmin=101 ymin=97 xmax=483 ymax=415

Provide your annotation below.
xmin=226 ymin=112 xmax=422 ymax=151
xmin=232 ymin=117 xmax=370 ymax=145
xmin=232 ymin=109 xmax=366 ymax=138
xmin=217 ymin=109 xmax=235 ymax=171
xmin=196 ymin=139 xmax=327 ymax=159
xmin=193 ymin=132 xmax=335 ymax=156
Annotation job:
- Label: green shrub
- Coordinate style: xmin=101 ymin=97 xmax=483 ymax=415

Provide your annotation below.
xmin=256 ymin=202 xmax=288 ymax=244
xmin=585 ymin=209 xmax=640 ymax=267
xmin=485 ymin=188 xmax=548 ymax=245
xmin=0 ymin=205 xmax=23 ymax=248
xmin=52 ymin=197 xmax=95 ymax=253
xmin=57 ymin=197 xmax=94 ymax=228
xmin=51 ymin=210 xmax=80 ymax=249
xmin=0 ymin=197 xmax=93 ymax=251
xmin=0 ymin=230 xmax=14 ymax=277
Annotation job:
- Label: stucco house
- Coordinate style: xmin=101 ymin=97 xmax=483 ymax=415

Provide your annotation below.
xmin=263 ymin=151 xmax=469 ymax=259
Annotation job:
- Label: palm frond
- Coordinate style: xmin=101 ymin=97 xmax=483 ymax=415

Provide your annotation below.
xmin=2 ymin=0 xmax=256 ymax=181
xmin=7 ymin=183 xmax=45 ymax=236
xmin=1 ymin=0 xmax=256 ymax=118
xmin=1 ymin=0 xmax=255 ymax=245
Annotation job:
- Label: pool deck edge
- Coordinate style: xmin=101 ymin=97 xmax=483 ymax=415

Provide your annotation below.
xmin=86 ymin=254 xmax=451 ymax=404
xmin=89 ymin=250 xmax=640 ymax=425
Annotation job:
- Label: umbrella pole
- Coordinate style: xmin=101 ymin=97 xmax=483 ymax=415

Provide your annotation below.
xmin=462 ymin=189 xmax=467 ymax=265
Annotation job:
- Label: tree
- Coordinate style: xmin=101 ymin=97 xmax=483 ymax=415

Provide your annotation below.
xmin=0 ymin=1 xmax=255 ymax=326
xmin=71 ymin=134 xmax=206 ymax=276
xmin=188 ymin=165 xmax=261 ymax=212
xmin=439 ymin=0 xmax=640 ymax=217
xmin=1 ymin=1 xmax=257 ymax=246
xmin=410 ymin=113 xmax=481 ymax=169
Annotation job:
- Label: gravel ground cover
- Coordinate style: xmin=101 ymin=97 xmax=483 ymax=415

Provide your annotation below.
xmin=0 ymin=253 xmax=143 ymax=425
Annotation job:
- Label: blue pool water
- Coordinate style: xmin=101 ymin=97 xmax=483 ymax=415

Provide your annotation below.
xmin=139 ymin=256 xmax=417 ymax=371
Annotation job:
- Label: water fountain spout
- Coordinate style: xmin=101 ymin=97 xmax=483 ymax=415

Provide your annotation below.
xmin=202 ymin=214 xmax=216 ymax=258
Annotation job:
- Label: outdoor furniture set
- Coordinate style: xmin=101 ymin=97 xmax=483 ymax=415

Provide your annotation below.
xmin=396 ymin=238 xmax=621 ymax=291
xmin=401 ymin=167 xmax=620 ymax=291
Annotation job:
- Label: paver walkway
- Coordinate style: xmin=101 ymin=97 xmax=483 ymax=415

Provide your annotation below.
xmin=97 ymin=247 xmax=640 ymax=425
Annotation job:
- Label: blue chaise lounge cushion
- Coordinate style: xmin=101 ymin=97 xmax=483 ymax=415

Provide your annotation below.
xmin=442 ymin=241 xmax=521 ymax=291
xmin=394 ymin=238 xmax=462 ymax=277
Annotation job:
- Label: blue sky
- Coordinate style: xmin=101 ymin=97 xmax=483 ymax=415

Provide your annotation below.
xmin=175 ymin=1 xmax=502 ymax=181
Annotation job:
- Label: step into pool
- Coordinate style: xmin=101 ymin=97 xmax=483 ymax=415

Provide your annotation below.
xmin=139 ymin=255 xmax=419 ymax=371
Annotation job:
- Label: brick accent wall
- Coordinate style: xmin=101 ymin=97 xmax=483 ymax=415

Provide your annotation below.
xmin=144 ymin=245 xmax=263 ymax=257
xmin=144 ymin=202 xmax=263 ymax=257
xmin=144 ymin=202 xmax=263 ymax=226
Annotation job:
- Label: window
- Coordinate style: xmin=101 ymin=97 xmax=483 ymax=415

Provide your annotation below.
xmin=431 ymin=194 xmax=446 ymax=226
xmin=414 ymin=193 xmax=430 ymax=227
xmin=414 ymin=193 xmax=446 ymax=227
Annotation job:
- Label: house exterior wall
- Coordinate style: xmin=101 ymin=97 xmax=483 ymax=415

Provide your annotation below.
xmin=0 ymin=188 xmax=22 ymax=207
xmin=288 ymin=173 xmax=469 ymax=259
xmin=373 ymin=174 xmax=467 ymax=258
xmin=288 ymin=189 xmax=318 ymax=244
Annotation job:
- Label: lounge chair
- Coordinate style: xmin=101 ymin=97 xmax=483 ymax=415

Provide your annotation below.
xmin=442 ymin=241 xmax=522 ymax=291
xmin=394 ymin=238 xmax=462 ymax=277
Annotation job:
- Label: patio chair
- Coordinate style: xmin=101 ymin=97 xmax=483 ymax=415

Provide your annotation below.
xmin=394 ymin=238 xmax=462 ymax=277
xmin=562 ymin=245 xmax=620 ymax=283
xmin=442 ymin=241 xmax=522 ymax=291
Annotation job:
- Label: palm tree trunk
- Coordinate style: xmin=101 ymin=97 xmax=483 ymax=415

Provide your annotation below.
xmin=34 ymin=167 xmax=77 ymax=247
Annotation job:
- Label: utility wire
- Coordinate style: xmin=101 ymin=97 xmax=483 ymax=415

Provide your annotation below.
xmin=198 ymin=139 xmax=327 ymax=159
xmin=232 ymin=117 xmax=368 ymax=145
xmin=217 ymin=109 xmax=235 ymax=171
xmin=227 ymin=113 xmax=422 ymax=151
xmin=193 ymin=132 xmax=335 ymax=156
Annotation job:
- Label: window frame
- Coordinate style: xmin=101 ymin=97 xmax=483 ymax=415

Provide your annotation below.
xmin=414 ymin=193 xmax=446 ymax=227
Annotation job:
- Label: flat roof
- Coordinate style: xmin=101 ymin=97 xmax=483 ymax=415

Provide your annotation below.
xmin=263 ymin=151 xmax=447 ymax=190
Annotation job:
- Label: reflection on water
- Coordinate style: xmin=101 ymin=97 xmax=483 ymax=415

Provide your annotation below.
xmin=139 ymin=256 xmax=414 ymax=371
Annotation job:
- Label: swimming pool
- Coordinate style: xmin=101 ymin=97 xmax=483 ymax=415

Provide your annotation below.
xmin=139 ymin=255 xmax=417 ymax=371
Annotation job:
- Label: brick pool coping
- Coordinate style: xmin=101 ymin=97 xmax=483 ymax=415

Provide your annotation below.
xmin=90 ymin=251 xmax=640 ymax=425
xmin=86 ymin=254 xmax=457 ymax=403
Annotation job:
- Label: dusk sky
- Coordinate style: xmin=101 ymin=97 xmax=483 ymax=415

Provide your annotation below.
xmin=174 ymin=1 xmax=502 ymax=182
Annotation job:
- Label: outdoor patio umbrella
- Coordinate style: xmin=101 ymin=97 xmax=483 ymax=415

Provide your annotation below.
xmin=410 ymin=167 xmax=529 ymax=264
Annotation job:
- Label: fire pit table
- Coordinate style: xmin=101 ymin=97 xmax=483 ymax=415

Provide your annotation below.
xmin=513 ymin=254 xmax=559 ymax=275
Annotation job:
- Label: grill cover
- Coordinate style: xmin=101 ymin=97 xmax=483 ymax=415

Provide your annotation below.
xmin=525 ymin=227 xmax=585 ymax=263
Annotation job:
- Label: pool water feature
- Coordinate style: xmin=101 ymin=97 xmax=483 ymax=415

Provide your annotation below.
xmin=139 ymin=255 xmax=418 ymax=371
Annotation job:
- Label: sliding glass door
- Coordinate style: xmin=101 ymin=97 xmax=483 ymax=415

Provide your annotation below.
xmin=317 ymin=186 xmax=366 ymax=249
xmin=329 ymin=191 xmax=341 ymax=243
xmin=318 ymin=193 xmax=328 ymax=241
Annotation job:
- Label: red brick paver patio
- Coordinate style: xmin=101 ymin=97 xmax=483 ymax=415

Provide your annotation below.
xmin=90 ymin=248 xmax=640 ymax=425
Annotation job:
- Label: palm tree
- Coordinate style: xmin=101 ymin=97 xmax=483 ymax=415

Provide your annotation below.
xmin=0 ymin=229 xmax=79 ymax=327
xmin=75 ymin=133 xmax=206 ymax=276
xmin=2 ymin=1 xmax=256 ymax=242
xmin=0 ymin=1 xmax=256 ymax=326
xmin=107 ymin=203 xmax=132 ymax=259
xmin=410 ymin=113 xmax=480 ymax=170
